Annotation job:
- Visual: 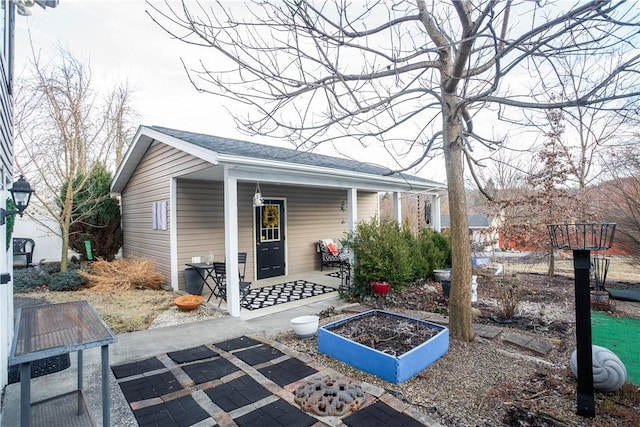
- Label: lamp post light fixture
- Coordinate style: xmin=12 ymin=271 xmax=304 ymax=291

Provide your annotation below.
xmin=547 ymin=222 xmax=616 ymax=418
xmin=1 ymin=175 xmax=34 ymax=225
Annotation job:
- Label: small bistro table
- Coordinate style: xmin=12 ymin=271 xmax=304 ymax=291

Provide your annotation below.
xmin=185 ymin=262 xmax=220 ymax=302
xmin=10 ymin=300 xmax=117 ymax=427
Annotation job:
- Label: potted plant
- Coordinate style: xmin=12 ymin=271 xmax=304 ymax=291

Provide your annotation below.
xmin=370 ymin=280 xmax=391 ymax=294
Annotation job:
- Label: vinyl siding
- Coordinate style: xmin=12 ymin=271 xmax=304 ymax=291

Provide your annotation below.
xmin=122 ymin=141 xmax=380 ymax=290
xmin=121 ymin=142 xmax=211 ymax=283
xmin=175 ymin=182 xmax=378 ymax=289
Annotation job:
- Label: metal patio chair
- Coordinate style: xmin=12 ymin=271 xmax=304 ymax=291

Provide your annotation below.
xmin=213 ymin=262 xmax=251 ymax=308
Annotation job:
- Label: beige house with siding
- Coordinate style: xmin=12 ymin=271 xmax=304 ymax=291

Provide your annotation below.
xmin=111 ymin=126 xmax=446 ymax=316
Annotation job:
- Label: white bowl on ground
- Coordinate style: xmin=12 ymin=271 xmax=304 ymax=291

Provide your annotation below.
xmin=290 ymin=315 xmax=320 ymax=339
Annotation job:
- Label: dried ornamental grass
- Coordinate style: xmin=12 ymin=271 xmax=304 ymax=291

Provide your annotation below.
xmin=79 ymin=258 xmax=166 ymax=292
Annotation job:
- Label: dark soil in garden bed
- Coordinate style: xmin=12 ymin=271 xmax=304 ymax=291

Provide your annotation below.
xmin=328 ymin=312 xmax=439 ymax=356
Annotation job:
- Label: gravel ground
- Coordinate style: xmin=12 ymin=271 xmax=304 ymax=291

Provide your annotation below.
xmin=143 ymin=270 xmax=640 ymax=426
xmin=16 ymin=264 xmax=638 ymax=426
xmin=273 ymin=310 xmax=584 ymax=427
xmin=148 ymin=301 xmax=223 ymax=328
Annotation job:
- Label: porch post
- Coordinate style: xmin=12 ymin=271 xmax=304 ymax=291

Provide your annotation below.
xmin=169 ymin=177 xmax=179 ymax=291
xmin=431 ymin=195 xmax=441 ymax=232
xmin=223 ymin=174 xmax=241 ymax=317
xmin=393 ymin=192 xmax=402 ymax=223
xmin=347 ymin=188 xmax=357 ymax=232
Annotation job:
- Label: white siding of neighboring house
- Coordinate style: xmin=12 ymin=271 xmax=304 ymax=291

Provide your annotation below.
xmin=12 ymin=215 xmax=63 ymax=264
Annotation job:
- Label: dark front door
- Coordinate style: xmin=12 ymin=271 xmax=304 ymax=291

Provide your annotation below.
xmin=255 ymin=200 xmax=285 ymax=279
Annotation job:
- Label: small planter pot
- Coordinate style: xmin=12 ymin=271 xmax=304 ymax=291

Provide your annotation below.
xmin=370 ymin=281 xmax=391 ymax=294
xmin=433 ymin=269 xmax=451 ymax=282
xmin=291 ymin=315 xmax=320 ymax=339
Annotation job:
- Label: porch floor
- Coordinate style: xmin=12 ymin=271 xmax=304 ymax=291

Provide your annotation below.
xmin=202 ymin=268 xmax=344 ymax=320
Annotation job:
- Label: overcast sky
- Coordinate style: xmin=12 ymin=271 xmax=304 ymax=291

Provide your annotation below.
xmin=14 ymin=1 xmax=498 ymax=184
xmin=15 ymin=2 xmax=245 ymax=137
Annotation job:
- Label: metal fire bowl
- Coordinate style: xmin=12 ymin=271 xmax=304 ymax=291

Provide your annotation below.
xmin=294 ymin=376 xmax=365 ymax=416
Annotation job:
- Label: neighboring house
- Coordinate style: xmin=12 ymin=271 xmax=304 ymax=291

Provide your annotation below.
xmin=111 ymin=126 xmax=447 ymax=316
xmin=440 ymin=213 xmax=500 ymax=252
xmin=0 ymin=0 xmax=58 ymax=402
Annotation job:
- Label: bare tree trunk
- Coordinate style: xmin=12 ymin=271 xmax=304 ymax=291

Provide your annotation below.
xmin=548 ymin=247 xmax=555 ymax=277
xmin=59 ymin=185 xmax=74 ymax=272
xmin=442 ymin=96 xmax=474 ymax=341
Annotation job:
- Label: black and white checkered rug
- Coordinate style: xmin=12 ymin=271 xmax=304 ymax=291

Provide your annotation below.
xmin=325 ymin=270 xmax=348 ymax=279
xmin=241 ymin=280 xmax=336 ymax=311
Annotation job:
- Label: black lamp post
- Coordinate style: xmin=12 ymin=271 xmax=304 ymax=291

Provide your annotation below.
xmin=1 ymin=175 xmax=34 ymax=225
xmin=547 ymin=222 xmax=616 ymax=418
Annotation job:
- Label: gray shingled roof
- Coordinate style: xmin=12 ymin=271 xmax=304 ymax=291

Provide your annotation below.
xmin=440 ymin=214 xmax=491 ymax=228
xmin=151 ymin=126 xmax=437 ymax=184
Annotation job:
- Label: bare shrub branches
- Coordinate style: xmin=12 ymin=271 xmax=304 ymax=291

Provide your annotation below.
xmin=79 ymin=259 xmax=165 ymax=292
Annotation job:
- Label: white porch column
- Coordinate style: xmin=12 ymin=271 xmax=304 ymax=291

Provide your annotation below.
xmin=169 ymin=177 xmax=179 ymax=291
xmin=431 ymin=194 xmax=441 ymax=232
xmin=347 ymin=188 xmax=357 ymax=232
xmin=223 ymin=174 xmax=241 ymax=317
xmin=393 ymin=192 xmax=402 ymax=223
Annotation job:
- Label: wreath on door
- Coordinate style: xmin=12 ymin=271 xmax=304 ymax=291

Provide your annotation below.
xmin=263 ymin=205 xmax=279 ymax=228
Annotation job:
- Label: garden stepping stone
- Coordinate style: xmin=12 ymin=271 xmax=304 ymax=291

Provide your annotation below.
xmin=473 ymin=324 xmax=502 ymax=339
xmin=204 ymin=375 xmax=271 ymax=412
xmin=215 ymin=336 xmax=260 ymax=352
xmin=233 ymin=398 xmax=316 ymax=427
xmin=502 ymin=332 xmax=553 ymax=356
xmin=132 ymin=394 xmax=210 ymax=427
xmin=343 ymin=400 xmax=426 ymax=427
xmin=119 ymin=371 xmax=183 ymax=401
xmin=111 ymin=357 xmax=165 ymax=379
xmin=113 ymin=337 xmax=440 ymax=426
xmin=167 ymin=345 xmax=218 ymax=364
xmin=181 ymin=358 xmax=239 ymax=384
xmin=234 ymin=344 xmax=285 ymax=366
xmin=258 ymin=358 xmax=318 ymax=388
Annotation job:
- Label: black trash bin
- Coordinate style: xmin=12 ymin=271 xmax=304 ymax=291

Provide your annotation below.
xmin=441 ymin=280 xmax=451 ymax=299
xmin=184 ymin=267 xmax=204 ymax=295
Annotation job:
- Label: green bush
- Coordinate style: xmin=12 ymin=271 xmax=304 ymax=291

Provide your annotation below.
xmin=47 ymin=271 xmax=87 ymax=291
xmin=341 ymin=218 xmax=451 ymax=299
xmin=13 ymin=269 xmax=50 ymax=292
xmin=40 ymin=262 xmax=62 ymax=275
xmin=413 ymin=228 xmax=452 ymax=279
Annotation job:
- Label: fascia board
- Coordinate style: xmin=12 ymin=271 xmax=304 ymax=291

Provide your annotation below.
xmin=218 ymin=153 xmax=447 ymax=194
xmin=223 ymin=161 xmax=447 ymax=194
